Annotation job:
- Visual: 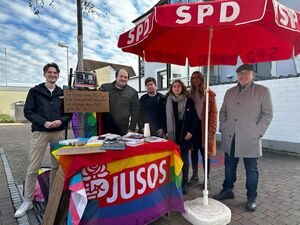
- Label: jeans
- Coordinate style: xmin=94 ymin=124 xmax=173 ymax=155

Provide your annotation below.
xmin=222 ymin=138 xmax=259 ymax=202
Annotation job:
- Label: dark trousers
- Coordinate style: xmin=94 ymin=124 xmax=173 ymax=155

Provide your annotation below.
xmin=191 ymin=147 xmax=210 ymax=178
xmin=181 ymin=148 xmax=189 ymax=184
xmin=190 ymin=119 xmax=210 ymax=178
xmin=222 ymin=138 xmax=259 ymax=202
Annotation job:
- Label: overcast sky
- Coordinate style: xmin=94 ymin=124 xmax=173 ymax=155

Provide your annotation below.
xmin=0 ymin=0 xmax=299 ymax=87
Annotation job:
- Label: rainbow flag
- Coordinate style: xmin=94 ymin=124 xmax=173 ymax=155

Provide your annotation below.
xmin=52 ymin=141 xmax=184 ymax=225
xmin=79 ymin=150 xmax=184 ymax=225
xmin=67 ymin=173 xmax=87 ymax=225
xmin=72 ymin=112 xmax=98 ymax=138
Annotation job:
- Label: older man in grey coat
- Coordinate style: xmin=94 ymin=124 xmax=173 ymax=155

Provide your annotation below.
xmin=214 ymin=64 xmax=273 ymax=212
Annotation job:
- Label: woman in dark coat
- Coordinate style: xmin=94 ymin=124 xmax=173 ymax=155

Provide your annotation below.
xmin=189 ymin=71 xmax=218 ymax=188
xmin=165 ymin=79 xmax=197 ymax=194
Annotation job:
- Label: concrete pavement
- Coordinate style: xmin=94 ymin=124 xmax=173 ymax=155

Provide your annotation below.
xmin=1 ymin=123 xmax=300 ymax=225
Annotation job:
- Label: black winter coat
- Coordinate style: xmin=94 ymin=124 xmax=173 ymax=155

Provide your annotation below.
xmin=138 ymin=92 xmax=166 ymax=135
xmin=100 ymin=82 xmax=139 ymax=135
xmin=173 ymin=97 xmax=198 ymax=146
xmin=24 ymin=83 xmax=72 ymax=132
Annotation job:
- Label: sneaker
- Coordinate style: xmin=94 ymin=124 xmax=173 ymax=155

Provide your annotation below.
xmin=14 ymin=200 xmax=33 ymax=218
xmin=246 ymin=201 xmax=256 ymax=211
xmin=213 ymin=189 xmax=234 ymax=200
xmin=187 ymin=176 xmax=199 ymax=186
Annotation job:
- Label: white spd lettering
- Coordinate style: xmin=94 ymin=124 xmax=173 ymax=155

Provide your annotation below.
xmin=176 ymin=1 xmax=240 ymax=24
xmin=197 ymin=5 xmax=213 ymax=24
xmin=219 ymin=2 xmax=239 ymax=22
xmin=127 ymin=29 xmax=135 ymax=45
xmin=176 ymin=6 xmax=191 ymax=24
xmin=127 ymin=17 xmax=150 ymax=45
xmin=279 ymin=4 xmax=298 ymax=29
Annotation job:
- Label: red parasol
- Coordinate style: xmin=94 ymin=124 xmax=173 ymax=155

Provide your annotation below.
xmin=118 ymin=0 xmax=300 ymax=223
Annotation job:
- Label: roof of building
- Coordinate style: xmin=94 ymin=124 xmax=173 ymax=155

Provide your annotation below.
xmin=82 ymin=59 xmax=136 ymax=77
xmin=132 ymin=0 xmax=167 ymax=24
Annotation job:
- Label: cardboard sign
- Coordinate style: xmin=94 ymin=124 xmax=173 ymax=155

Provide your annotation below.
xmin=42 ymin=166 xmax=65 ymax=225
xmin=56 ymin=146 xmax=106 ymax=156
xmin=64 ymin=90 xmax=109 ymax=113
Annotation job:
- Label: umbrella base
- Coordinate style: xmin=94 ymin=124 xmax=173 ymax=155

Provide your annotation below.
xmin=182 ymin=197 xmax=231 ymax=225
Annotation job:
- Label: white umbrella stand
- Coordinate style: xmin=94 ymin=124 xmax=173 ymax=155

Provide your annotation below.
xmin=182 ymin=28 xmax=231 ymax=225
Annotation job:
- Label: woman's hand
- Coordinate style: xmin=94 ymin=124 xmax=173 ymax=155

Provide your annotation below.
xmin=185 ymin=132 xmax=192 ymax=140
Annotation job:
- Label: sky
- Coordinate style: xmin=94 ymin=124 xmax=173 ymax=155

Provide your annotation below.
xmin=0 ymin=0 xmax=299 ymax=87
xmin=0 ymin=0 xmax=159 ymax=87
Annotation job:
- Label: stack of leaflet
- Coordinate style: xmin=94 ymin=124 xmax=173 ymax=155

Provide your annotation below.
xmin=123 ymin=132 xmax=144 ymax=147
xmin=100 ymin=136 xmax=125 ymax=150
xmin=86 ymin=136 xmax=104 ymax=145
xmin=144 ymin=136 xmax=167 ymax=143
xmin=123 ymin=138 xmax=144 ymax=147
xmin=59 ymin=138 xmax=89 ymax=146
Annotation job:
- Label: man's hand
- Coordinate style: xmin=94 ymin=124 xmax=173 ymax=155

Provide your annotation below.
xmin=44 ymin=121 xmax=53 ymax=129
xmin=156 ymin=129 xmax=165 ymax=138
xmin=44 ymin=120 xmax=62 ymax=129
xmin=52 ymin=120 xmax=62 ymax=128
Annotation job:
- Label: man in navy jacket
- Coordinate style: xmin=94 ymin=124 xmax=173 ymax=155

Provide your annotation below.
xmin=14 ymin=62 xmax=72 ymax=218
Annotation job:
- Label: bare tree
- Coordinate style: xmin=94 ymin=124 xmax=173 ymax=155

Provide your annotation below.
xmin=28 ymin=0 xmax=100 ymax=16
xmin=28 ymin=0 xmax=106 ymax=71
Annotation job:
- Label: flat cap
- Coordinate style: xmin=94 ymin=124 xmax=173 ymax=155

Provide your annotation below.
xmin=236 ymin=64 xmax=254 ymax=73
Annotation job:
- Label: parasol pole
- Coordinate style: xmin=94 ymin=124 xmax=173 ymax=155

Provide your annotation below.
xmin=182 ymin=26 xmax=230 ymax=225
xmin=203 ymin=26 xmax=213 ymax=206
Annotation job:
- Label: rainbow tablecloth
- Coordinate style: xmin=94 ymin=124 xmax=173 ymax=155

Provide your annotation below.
xmin=53 ymin=141 xmax=184 ymax=225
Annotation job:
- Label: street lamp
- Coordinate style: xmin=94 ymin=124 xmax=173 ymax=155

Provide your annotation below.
xmin=2 ymin=47 xmax=7 ymax=86
xmin=57 ymin=42 xmax=69 ymax=84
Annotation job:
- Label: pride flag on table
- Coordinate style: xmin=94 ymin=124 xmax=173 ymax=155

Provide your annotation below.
xmin=52 ymin=141 xmax=184 ymax=225
xmin=81 ymin=150 xmax=183 ymax=225
xmin=67 ymin=172 xmax=87 ymax=225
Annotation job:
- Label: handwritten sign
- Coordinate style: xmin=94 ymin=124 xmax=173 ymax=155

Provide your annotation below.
xmin=64 ymin=90 xmax=109 ymax=113
xmin=56 ymin=146 xmax=106 ymax=156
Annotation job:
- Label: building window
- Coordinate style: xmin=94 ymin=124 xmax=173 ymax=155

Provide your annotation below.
xmin=157 ymin=70 xmax=168 ymax=90
xmin=139 ymin=57 xmax=145 ymax=77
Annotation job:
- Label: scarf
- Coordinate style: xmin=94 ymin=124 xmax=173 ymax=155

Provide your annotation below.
xmin=166 ymin=94 xmax=187 ymax=142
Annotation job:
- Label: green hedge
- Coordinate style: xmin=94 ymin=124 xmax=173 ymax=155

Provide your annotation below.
xmin=0 ymin=114 xmax=14 ymax=123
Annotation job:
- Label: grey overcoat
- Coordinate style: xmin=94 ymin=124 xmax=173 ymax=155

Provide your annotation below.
xmin=219 ymin=82 xmax=273 ymax=157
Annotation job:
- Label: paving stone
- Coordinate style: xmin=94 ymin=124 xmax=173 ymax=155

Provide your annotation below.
xmin=239 ymin=218 xmax=257 ymax=225
xmin=263 ymin=215 xmax=281 ymax=225
xmin=1 ymin=124 xmax=300 ymax=225
xmin=250 ymin=217 xmax=267 ymax=225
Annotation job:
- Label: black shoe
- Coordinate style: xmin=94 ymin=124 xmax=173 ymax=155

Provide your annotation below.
xmin=246 ymin=201 xmax=256 ymax=211
xmin=213 ymin=189 xmax=234 ymax=200
xmin=182 ymin=183 xmax=188 ymax=195
xmin=187 ymin=176 xmax=199 ymax=186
